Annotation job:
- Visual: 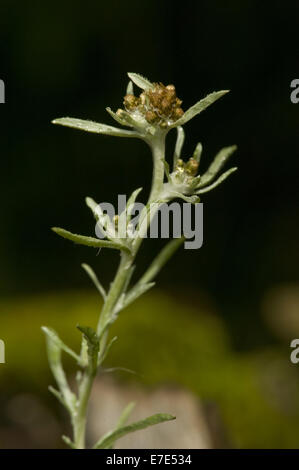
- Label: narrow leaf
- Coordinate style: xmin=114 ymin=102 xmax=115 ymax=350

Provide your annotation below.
xmin=106 ymin=107 xmax=143 ymax=130
xmin=52 ymin=117 xmax=140 ymax=138
xmin=197 ymin=145 xmax=237 ymax=188
xmin=85 ymin=197 xmax=116 ymax=239
xmin=42 ymin=327 xmax=81 ymax=363
xmin=48 ymin=386 xmax=65 ymax=407
xmin=116 ymin=402 xmax=136 ymax=429
xmin=167 ymin=191 xmax=200 ymax=203
xmin=193 ymin=142 xmax=203 ymax=163
xmin=171 ymin=90 xmax=229 ymax=127
xmin=106 ymin=107 xmax=132 ymax=127
xmin=99 ymin=336 xmax=117 ymax=365
xmin=127 ymin=73 xmax=153 ymax=90
xmin=85 ymin=196 xmax=99 ymax=216
xmin=81 ymin=263 xmax=106 ymax=300
xmin=196 ymin=167 xmax=237 ymax=194
xmin=122 ymin=265 xmax=136 ymax=293
xmin=62 ymin=435 xmax=76 ymax=449
xmin=77 ymin=325 xmax=100 ymax=370
xmin=120 ymin=282 xmax=155 ymax=312
xmin=126 ymin=80 xmax=134 ymax=95
xmin=126 ymin=187 xmax=143 ymax=222
xmin=102 ymin=366 xmax=137 ymax=375
xmin=139 ymin=236 xmax=185 ymax=285
xmin=42 ymin=327 xmax=76 ymax=413
xmin=52 ymin=227 xmax=130 ymax=252
xmin=93 ymin=413 xmax=175 ymax=449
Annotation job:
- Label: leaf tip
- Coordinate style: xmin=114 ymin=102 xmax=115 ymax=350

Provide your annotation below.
xmin=52 ymin=118 xmax=65 ymax=125
xmin=166 ymin=414 xmax=176 ymax=421
xmin=85 ymin=196 xmax=93 ymax=206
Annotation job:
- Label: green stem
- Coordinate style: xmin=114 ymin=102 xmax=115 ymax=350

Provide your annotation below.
xmin=97 ymin=252 xmax=134 ymax=335
xmin=72 ymin=252 xmax=134 ymax=448
xmin=70 ymin=131 xmax=167 ymax=449
xmin=72 ymin=360 xmax=97 ymax=449
xmin=148 ymin=133 xmax=166 ymax=203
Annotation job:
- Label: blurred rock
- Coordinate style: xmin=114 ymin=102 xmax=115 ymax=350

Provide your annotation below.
xmin=262 ymin=283 xmax=299 ymax=339
xmin=2 ymin=394 xmax=61 ymax=448
xmin=88 ymin=377 xmax=213 ymax=449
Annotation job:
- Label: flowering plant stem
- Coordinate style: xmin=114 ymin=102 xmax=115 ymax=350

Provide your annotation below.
xmin=73 ymin=134 xmax=168 ymax=449
xmin=44 ymin=73 xmax=237 ymax=449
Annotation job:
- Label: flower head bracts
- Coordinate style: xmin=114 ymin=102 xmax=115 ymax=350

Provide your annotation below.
xmin=160 ymin=125 xmax=237 ymax=203
xmin=123 ymin=82 xmax=184 ymax=129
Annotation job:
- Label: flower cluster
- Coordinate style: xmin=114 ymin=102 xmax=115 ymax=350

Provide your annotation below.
xmin=52 ymin=73 xmax=230 ymax=137
xmin=123 ymin=82 xmax=184 ymax=128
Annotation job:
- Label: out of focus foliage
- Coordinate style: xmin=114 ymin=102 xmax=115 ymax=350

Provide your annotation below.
xmin=1 ymin=290 xmax=299 ymax=448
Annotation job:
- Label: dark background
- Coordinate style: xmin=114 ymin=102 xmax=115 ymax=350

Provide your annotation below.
xmin=1 ymin=0 xmax=299 ymax=448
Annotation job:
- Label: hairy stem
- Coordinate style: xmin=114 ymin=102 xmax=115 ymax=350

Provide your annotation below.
xmin=148 ymin=133 xmax=166 ymax=203
xmin=71 ymin=133 xmax=167 ymax=448
xmin=73 ymin=372 xmax=94 ymax=448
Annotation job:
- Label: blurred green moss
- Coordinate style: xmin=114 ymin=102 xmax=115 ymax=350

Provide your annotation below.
xmin=1 ymin=290 xmax=299 ymax=448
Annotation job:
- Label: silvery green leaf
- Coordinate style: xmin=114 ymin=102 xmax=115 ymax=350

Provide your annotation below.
xmin=52 ymin=227 xmax=130 ymax=253
xmin=106 ymin=107 xmax=145 ymax=131
xmin=121 ymin=282 xmax=155 ymax=311
xmin=77 ymin=325 xmax=99 ymax=370
xmin=189 ymin=175 xmax=202 ymax=189
xmin=85 ymin=196 xmax=101 ymax=220
xmin=168 ymin=191 xmax=200 ymax=203
xmin=173 ymin=126 xmax=185 ymax=169
xmin=127 ymin=72 xmax=154 ymax=90
xmin=62 ymin=435 xmax=76 ymax=449
xmin=196 ymin=167 xmax=237 ymax=194
xmin=86 ymin=197 xmax=117 ymax=239
xmin=170 ymin=90 xmax=229 ymax=128
xmin=81 ymin=263 xmax=106 ymax=300
xmin=101 ymin=400 xmax=135 ymax=449
xmin=197 ymin=145 xmax=237 ymax=188
xmin=42 ymin=327 xmax=81 ymax=363
xmin=122 ymin=265 xmax=136 ymax=292
xmin=116 ymin=402 xmax=136 ymax=428
xmin=42 ymin=327 xmax=76 ymax=413
xmin=126 ymin=80 xmax=134 ymax=95
xmin=52 ymin=117 xmax=140 ymax=138
xmin=49 ymin=386 xmax=65 ymax=407
xmin=99 ymin=336 xmax=117 ymax=365
xmin=106 ymin=107 xmax=133 ymax=127
xmin=126 ymin=188 xmax=143 ymax=223
xmin=193 ymin=142 xmax=203 ymax=163
xmin=139 ymin=236 xmax=185 ymax=285
xmin=93 ymin=413 xmax=175 ymax=449
xmin=108 ymin=108 xmax=150 ymax=134
xmin=112 ymin=292 xmax=126 ymax=316
xmin=102 ymin=366 xmax=136 ymax=375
